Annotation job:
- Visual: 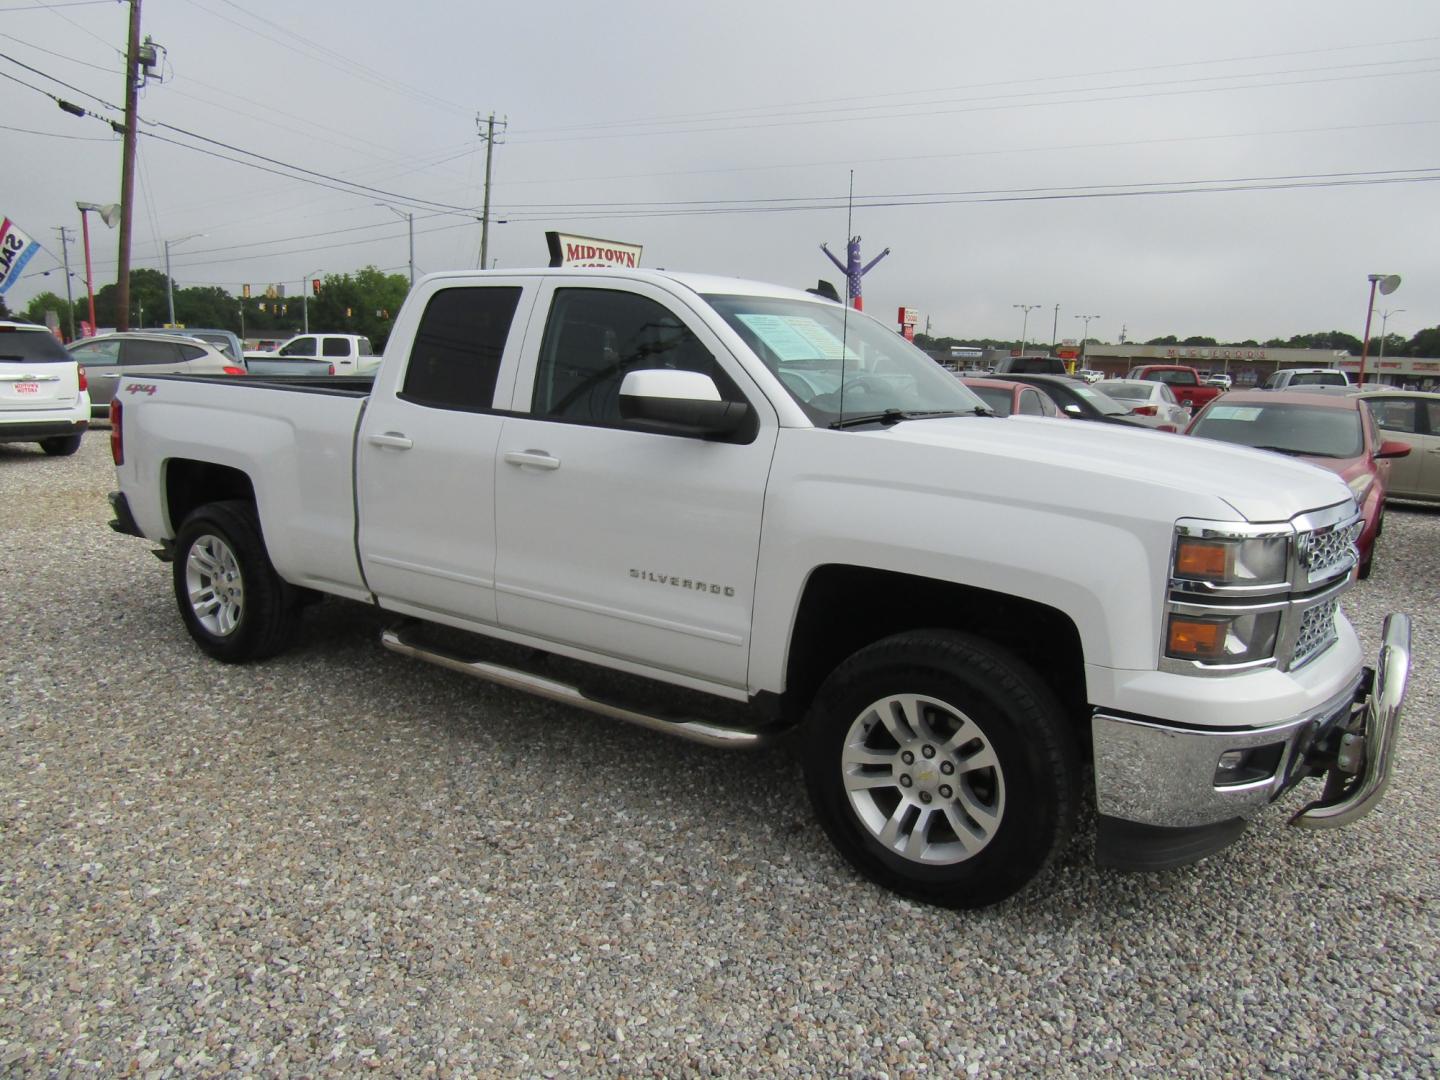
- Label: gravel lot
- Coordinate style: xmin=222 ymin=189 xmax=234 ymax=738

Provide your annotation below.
xmin=2 ymin=432 xmax=1436 ymax=1077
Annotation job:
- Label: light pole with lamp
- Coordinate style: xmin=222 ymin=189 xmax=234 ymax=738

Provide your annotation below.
xmin=301 ymin=269 xmax=323 ymax=334
xmin=1075 ymin=313 xmax=1101 ymax=346
xmin=1357 ymin=274 xmax=1400 ymax=386
xmin=163 ymin=233 xmax=206 ymax=326
xmin=75 ymin=202 xmax=119 ymax=336
xmin=375 ymin=204 xmax=415 ymax=287
xmin=1377 ymin=308 xmax=1405 ymax=367
xmin=1012 ymin=303 xmax=1040 ymax=354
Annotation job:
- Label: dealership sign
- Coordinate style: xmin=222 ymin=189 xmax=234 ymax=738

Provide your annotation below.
xmin=546 ymin=231 xmax=643 ymax=269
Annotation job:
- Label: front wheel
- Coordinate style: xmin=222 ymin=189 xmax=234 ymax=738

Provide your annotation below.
xmin=801 ymin=631 xmax=1078 ymax=909
xmin=172 ymin=500 xmax=299 ymax=662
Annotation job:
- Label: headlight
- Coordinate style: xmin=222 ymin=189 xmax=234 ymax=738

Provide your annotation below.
xmin=1166 ymin=608 xmax=1282 ymax=664
xmin=1172 ymin=532 xmax=1289 ymax=587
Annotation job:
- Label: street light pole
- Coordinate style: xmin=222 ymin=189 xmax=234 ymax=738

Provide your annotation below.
xmin=1075 ymin=313 xmax=1101 ymax=345
xmin=163 ymin=232 xmax=205 ymax=326
xmin=1357 ymin=274 xmax=1401 ymax=386
xmin=375 ymin=204 xmax=415 ymax=287
xmin=1012 ymin=303 xmax=1040 ymax=354
xmin=1051 ymin=303 xmax=1060 ymax=349
xmin=75 ymin=202 xmax=119 ymax=336
xmin=1377 ymin=308 xmax=1405 ymax=366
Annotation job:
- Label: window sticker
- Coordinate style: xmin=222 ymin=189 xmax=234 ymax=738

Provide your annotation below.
xmin=735 ymin=313 xmax=860 ymax=362
xmin=1205 ymin=406 xmax=1264 ymax=422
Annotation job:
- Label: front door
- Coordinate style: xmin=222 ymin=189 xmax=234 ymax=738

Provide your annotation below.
xmin=493 ymin=281 xmax=776 ymax=689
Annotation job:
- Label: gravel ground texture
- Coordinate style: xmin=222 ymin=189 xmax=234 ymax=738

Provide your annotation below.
xmin=1 ymin=433 xmax=1436 ymax=1078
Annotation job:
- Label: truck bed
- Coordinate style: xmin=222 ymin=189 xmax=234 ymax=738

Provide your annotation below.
xmin=115 ymin=372 xmax=375 ymax=601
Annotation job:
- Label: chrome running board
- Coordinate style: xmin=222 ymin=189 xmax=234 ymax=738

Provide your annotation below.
xmin=381 ymin=622 xmax=779 ymax=750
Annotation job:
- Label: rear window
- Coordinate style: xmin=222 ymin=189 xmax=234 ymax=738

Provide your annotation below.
xmin=966 ymin=385 xmax=1013 ymax=416
xmin=0 ymin=326 xmax=70 ymax=362
xmin=401 ymin=286 xmax=521 ymax=411
xmin=1288 ymin=371 xmax=1347 ymax=386
xmin=1148 ymin=369 xmax=1198 ymax=387
xmin=1096 ymin=380 xmax=1152 ymax=402
xmin=323 ymin=338 xmax=350 ymax=357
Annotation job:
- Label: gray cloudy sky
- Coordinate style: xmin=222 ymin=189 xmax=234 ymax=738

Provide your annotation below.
xmin=3 ymin=0 xmax=1438 ymax=345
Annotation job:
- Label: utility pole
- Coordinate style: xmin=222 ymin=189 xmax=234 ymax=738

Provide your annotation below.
xmin=476 ymin=112 xmax=506 ymax=270
xmin=115 ymin=0 xmax=142 ymax=330
xmin=1051 ymin=303 xmax=1060 ymax=348
xmin=54 ymin=226 xmax=76 ymax=341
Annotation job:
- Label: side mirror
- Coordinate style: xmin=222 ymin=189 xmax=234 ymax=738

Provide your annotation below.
xmin=1376 ymin=440 xmax=1412 ymax=460
xmin=1063 ymin=404 xmax=1082 ymax=415
xmin=618 ymin=369 xmax=751 ymax=437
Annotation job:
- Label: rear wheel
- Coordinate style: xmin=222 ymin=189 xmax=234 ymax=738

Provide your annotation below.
xmin=172 ymin=500 xmax=299 ymax=662
xmin=802 ymin=630 xmax=1078 ymax=908
xmin=39 ymin=434 xmax=83 ymax=456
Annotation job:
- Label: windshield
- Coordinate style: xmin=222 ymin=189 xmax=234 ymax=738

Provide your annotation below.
xmin=703 ymin=294 xmax=986 ymax=425
xmin=0 ymin=326 xmax=70 ymax=362
xmin=1190 ymin=402 xmax=1362 ymax=458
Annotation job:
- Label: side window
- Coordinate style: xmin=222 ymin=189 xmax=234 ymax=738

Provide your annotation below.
xmin=533 ymin=288 xmax=732 ymax=426
xmin=1425 ymin=400 xmax=1440 ymax=435
xmin=1037 ymin=390 xmax=1060 ymax=417
xmin=1159 ymin=384 xmax=1178 ymax=405
xmin=399 ymin=285 xmax=521 ymax=411
xmin=122 ymin=339 xmax=184 ymax=366
xmin=1367 ymin=399 xmax=1417 ymax=433
xmin=71 ymin=339 xmax=122 ymax=364
xmin=1017 ymin=388 xmax=1045 ymax=416
xmin=279 ymin=337 xmax=316 ymax=357
xmin=357 ymin=339 xmax=374 ymax=356
xmin=322 ymin=337 xmax=349 ymax=357
xmin=178 ymin=343 xmax=209 ymax=361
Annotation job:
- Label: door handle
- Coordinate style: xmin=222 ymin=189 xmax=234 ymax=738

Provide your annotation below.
xmin=368 ymin=432 xmax=414 ymax=450
xmin=503 ymin=449 xmax=561 ymax=470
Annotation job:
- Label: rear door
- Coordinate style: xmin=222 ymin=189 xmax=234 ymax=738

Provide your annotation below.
xmin=322 ymin=336 xmax=354 ymax=372
xmin=356 ymin=279 xmax=533 ymax=625
xmin=1367 ymin=396 xmax=1439 ymax=501
xmin=0 ymin=327 xmax=81 ymax=413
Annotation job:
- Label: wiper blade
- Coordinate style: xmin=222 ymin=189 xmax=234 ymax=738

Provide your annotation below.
xmin=1250 ymin=444 xmax=1309 ymax=457
xmin=830 ymin=409 xmax=907 ymax=429
xmin=829 ymin=407 xmax=989 ymax=429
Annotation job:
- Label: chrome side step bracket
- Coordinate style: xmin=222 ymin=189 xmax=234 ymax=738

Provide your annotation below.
xmin=380 ymin=623 xmax=778 ymax=750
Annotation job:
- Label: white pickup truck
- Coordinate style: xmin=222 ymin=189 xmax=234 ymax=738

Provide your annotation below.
xmin=243 ymin=332 xmax=377 ymax=375
xmin=107 ymin=268 xmax=1410 ymax=908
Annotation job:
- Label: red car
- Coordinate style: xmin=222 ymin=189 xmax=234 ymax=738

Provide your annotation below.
xmin=1186 ymin=389 xmax=1410 ymax=577
xmin=959 ymin=377 xmax=1068 ymax=419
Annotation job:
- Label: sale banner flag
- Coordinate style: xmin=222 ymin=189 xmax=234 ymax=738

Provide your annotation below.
xmin=0 ymin=217 xmax=41 ymax=296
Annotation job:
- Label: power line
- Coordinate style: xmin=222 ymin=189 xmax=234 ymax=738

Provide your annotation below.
xmin=0 ymin=120 xmax=111 ymax=139
xmin=512 ymin=35 xmax=1440 ymax=136
xmin=0 ymin=30 xmax=122 ymax=73
xmin=509 ymin=63 xmax=1440 ymax=145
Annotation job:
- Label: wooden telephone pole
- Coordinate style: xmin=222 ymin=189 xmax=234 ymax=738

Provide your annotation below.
xmin=115 ymin=0 xmax=142 ymax=330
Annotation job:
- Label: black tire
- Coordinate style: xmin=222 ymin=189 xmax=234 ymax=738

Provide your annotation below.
xmin=801 ymin=630 xmax=1078 ymax=909
xmin=172 ymin=500 xmax=299 ymax=662
xmin=39 ymin=434 xmax=83 ymax=456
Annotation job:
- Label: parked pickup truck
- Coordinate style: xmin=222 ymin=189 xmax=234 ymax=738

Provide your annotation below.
xmin=242 ymin=354 xmax=336 ymax=377
xmin=1124 ymin=364 xmax=1225 ymax=411
xmin=107 ymin=268 xmax=1411 ymax=909
xmin=244 ymin=332 xmax=377 ymax=375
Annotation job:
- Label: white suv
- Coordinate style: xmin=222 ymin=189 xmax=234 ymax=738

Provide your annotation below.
xmin=0 ymin=321 xmax=90 ymax=456
xmin=1263 ymin=368 xmax=1350 ymax=390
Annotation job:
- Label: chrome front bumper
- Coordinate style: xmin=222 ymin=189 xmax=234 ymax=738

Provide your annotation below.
xmin=1092 ymin=613 xmax=1411 ymax=833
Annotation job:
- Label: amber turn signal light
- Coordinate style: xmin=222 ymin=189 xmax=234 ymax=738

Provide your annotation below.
xmin=1167 ymin=616 xmax=1226 ymax=661
xmin=1174 ymin=539 xmax=1229 ymax=580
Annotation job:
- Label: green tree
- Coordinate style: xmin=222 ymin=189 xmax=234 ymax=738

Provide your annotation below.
xmin=21 ymin=291 xmax=71 ymax=330
xmin=308 ymin=266 xmax=411 ymax=351
xmin=1407 ymin=326 xmax=1440 ymax=357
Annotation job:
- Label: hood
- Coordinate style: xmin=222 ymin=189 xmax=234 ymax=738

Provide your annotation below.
xmin=861 ymin=415 xmax=1353 ymax=523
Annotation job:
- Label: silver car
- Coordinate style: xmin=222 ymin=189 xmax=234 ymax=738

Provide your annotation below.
xmin=1094 ymin=378 xmax=1191 ymax=432
xmin=68 ymin=332 xmax=241 ymax=418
